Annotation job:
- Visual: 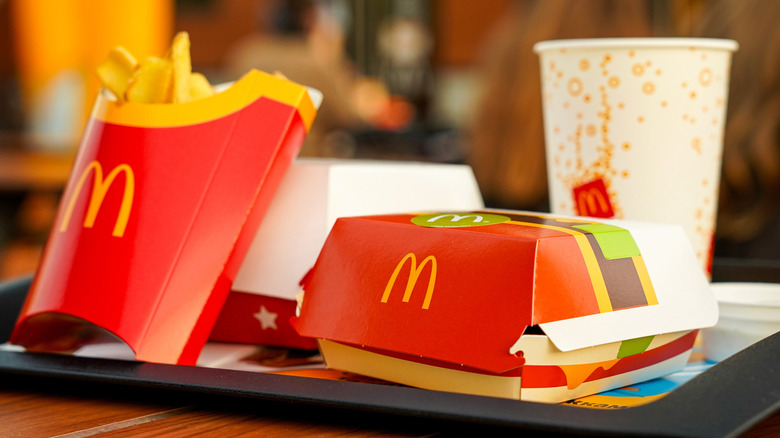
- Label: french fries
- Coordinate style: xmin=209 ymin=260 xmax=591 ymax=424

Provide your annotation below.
xmin=126 ymin=56 xmax=173 ymax=104
xmin=95 ymin=47 xmax=137 ymax=103
xmin=188 ymin=72 xmax=216 ymax=101
xmin=170 ymin=31 xmax=192 ymax=103
xmin=97 ymin=31 xmax=215 ymax=104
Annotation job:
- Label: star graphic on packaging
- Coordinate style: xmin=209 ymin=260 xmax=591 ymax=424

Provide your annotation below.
xmin=253 ymin=306 xmax=278 ymax=330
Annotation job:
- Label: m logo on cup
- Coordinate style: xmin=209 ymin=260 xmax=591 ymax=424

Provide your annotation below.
xmin=573 ymin=179 xmax=615 ymax=218
xmin=381 ymin=253 xmax=437 ymax=309
xmin=59 ymin=160 xmax=135 ymax=238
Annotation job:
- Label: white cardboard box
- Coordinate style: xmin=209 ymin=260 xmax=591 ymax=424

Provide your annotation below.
xmin=232 ymin=158 xmax=485 ymax=300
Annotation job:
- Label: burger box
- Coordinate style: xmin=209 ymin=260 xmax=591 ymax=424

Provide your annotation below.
xmin=10 ymin=70 xmax=321 ymax=365
xmin=209 ymin=158 xmax=484 ymax=349
xmin=291 ymin=210 xmax=718 ymax=403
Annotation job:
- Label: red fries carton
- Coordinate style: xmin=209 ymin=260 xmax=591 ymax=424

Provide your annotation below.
xmin=291 ymin=211 xmax=717 ymax=403
xmin=11 ymin=70 xmax=319 ymax=365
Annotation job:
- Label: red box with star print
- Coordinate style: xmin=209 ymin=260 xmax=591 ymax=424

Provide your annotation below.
xmin=291 ymin=210 xmax=717 ymax=403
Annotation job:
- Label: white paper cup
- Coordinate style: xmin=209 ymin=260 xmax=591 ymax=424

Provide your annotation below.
xmin=702 ymin=283 xmax=780 ymax=362
xmin=535 ymin=38 xmax=738 ymax=273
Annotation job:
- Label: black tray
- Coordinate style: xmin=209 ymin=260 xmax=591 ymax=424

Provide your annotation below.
xmin=1 ymin=259 xmax=779 ymax=438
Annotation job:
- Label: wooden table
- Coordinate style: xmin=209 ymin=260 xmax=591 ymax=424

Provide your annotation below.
xmin=0 ymin=375 xmax=456 ymax=437
xmin=0 ymin=375 xmax=438 ymax=437
xmin=0 ymin=367 xmax=779 ymax=437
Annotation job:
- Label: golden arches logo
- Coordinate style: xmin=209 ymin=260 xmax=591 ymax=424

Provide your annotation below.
xmin=411 ymin=212 xmax=510 ymax=228
xmin=577 ymin=188 xmax=611 ymax=216
xmin=381 ymin=253 xmax=437 ymax=310
xmin=60 ymin=160 xmax=135 ymax=237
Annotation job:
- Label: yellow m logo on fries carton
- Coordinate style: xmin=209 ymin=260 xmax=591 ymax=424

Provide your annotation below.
xmin=59 ymin=160 xmax=134 ymax=238
xmin=381 ymin=253 xmax=437 ymax=309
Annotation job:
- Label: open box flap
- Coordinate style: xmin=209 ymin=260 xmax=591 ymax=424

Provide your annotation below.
xmin=326 ymin=160 xmax=484 ymax=224
xmin=538 ymin=222 xmax=717 ymax=352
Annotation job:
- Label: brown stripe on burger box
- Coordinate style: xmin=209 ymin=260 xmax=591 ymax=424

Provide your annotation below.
xmin=583 ymin=233 xmax=648 ymax=310
xmin=492 ymin=211 xmax=652 ymax=312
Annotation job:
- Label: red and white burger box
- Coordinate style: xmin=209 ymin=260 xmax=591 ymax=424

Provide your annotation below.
xmin=291 ymin=210 xmax=718 ymax=403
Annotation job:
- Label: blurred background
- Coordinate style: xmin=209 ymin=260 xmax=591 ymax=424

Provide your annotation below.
xmin=0 ymin=0 xmax=778 ymax=279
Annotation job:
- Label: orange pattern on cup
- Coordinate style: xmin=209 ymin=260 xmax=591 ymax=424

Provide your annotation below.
xmin=537 ymin=40 xmax=736 ymax=270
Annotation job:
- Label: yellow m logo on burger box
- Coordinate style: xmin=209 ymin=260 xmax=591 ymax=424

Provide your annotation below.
xmin=381 ymin=253 xmax=437 ymax=309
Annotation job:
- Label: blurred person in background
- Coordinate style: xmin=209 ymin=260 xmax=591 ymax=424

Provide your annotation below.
xmin=694 ymin=0 xmax=780 ymax=260
xmin=225 ymin=0 xmax=364 ymax=156
xmin=225 ymin=0 xmax=418 ymax=157
xmin=465 ymin=0 xmax=653 ymax=212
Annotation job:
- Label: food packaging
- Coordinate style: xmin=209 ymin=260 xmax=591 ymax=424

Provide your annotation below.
xmin=11 ymin=70 xmax=320 ymax=365
xmin=536 ymin=38 xmax=738 ymax=273
xmin=292 ymin=210 xmax=717 ymax=403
